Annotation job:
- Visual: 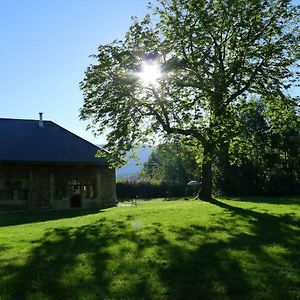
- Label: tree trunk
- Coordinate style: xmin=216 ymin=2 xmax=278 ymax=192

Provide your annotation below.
xmin=199 ymin=145 xmax=213 ymax=200
xmin=216 ymin=142 xmax=234 ymax=196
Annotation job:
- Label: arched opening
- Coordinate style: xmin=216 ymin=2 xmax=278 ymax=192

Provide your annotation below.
xmin=69 ymin=179 xmax=81 ymax=208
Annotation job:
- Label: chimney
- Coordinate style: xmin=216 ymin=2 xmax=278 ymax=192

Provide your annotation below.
xmin=39 ymin=112 xmax=44 ymax=127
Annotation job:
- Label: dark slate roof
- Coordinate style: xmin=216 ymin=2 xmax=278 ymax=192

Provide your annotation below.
xmin=0 ymin=118 xmax=106 ymax=165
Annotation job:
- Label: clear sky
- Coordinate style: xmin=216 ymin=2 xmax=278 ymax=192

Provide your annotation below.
xmin=0 ymin=0 xmax=151 ymax=144
xmin=1 ymin=1 xmax=299 ymax=145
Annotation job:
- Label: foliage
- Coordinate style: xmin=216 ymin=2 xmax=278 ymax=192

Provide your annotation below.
xmin=137 ymin=94 xmax=300 ymax=196
xmin=80 ymin=0 xmax=300 ymax=198
xmin=139 ymin=141 xmax=202 ymax=184
xmin=214 ymin=94 xmax=300 ymax=196
xmin=1 ymin=198 xmax=300 ymax=299
xmin=116 ymin=179 xmax=185 ymax=199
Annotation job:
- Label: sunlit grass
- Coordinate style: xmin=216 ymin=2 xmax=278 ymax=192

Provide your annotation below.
xmin=0 ymin=197 xmax=299 ymax=299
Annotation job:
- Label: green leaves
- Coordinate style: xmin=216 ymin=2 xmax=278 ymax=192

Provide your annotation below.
xmin=140 ymin=141 xmax=202 ymax=184
xmin=80 ymin=0 xmax=300 ymax=177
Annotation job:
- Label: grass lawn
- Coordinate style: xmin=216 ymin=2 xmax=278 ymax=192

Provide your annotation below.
xmin=0 ymin=197 xmax=300 ymax=300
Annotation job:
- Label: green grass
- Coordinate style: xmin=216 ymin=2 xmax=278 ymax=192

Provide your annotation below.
xmin=0 ymin=197 xmax=300 ymax=300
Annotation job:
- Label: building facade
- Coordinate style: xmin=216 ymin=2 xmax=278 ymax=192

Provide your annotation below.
xmin=0 ymin=116 xmax=116 ymax=210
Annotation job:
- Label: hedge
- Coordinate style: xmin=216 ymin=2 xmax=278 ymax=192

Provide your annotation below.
xmin=116 ymin=180 xmax=188 ymax=200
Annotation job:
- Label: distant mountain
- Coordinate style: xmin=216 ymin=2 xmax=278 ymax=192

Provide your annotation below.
xmin=117 ymin=145 xmax=152 ymax=179
xmin=97 ymin=145 xmax=152 ymax=179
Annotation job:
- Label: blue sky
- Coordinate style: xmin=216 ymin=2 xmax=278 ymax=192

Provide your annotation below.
xmin=0 ymin=0 xmax=151 ymax=144
xmin=1 ymin=1 xmax=299 ymax=145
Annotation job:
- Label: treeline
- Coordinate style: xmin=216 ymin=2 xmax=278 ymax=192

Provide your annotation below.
xmin=138 ymin=96 xmax=300 ymax=197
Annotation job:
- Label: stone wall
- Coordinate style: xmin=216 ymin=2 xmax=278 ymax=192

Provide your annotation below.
xmin=0 ymin=163 xmax=116 ymax=210
xmin=95 ymin=168 xmax=117 ymax=207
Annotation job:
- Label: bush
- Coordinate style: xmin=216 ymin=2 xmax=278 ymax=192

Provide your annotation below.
xmin=116 ymin=180 xmax=186 ymax=200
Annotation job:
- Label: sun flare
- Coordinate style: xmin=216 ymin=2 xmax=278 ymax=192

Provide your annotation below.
xmin=138 ymin=61 xmax=162 ymax=86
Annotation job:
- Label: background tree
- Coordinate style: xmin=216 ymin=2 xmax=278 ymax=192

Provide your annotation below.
xmin=140 ymin=141 xmax=202 ymax=185
xmin=80 ymin=0 xmax=300 ymax=199
xmin=215 ymin=94 xmax=300 ymax=196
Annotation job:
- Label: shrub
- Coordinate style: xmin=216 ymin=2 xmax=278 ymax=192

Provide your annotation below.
xmin=116 ymin=180 xmax=186 ymax=200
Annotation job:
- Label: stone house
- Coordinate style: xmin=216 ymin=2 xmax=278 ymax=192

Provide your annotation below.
xmin=0 ymin=115 xmax=116 ymax=210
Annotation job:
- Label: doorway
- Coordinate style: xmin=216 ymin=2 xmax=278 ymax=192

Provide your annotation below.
xmin=69 ymin=179 xmax=81 ymax=208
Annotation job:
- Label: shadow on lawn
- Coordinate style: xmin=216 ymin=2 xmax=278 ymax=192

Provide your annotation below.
xmin=0 ymin=209 xmax=102 ymax=227
xmin=162 ymin=199 xmax=300 ymax=299
xmin=220 ymin=196 xmax=300 ymax=205
xmin=1 ymin=199 xmax=300 ymax=299
xmin=164 ymin=197 xmax=192 ymax=201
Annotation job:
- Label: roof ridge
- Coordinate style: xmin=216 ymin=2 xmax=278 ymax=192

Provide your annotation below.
xmin=48 ymin=121 xmax=101 ymax=150
xmin=0 ymin=118 xmax=50 ymax=122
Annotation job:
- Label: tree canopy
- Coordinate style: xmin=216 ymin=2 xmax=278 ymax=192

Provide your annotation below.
xmin=80 ymin=0 xmax=300 ymax=199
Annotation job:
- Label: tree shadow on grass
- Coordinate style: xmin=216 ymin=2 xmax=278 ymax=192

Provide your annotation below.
xmin=220 ymin=196 xmax=300 ymax=205
xmin=0 ymin=209 xmax=103 ymax=227
xmin=158 ymin=199 xmax=300 ymax=299
xmin=1 ymin=200 xmax=300 ymax=299
xmin=0 ymin=245 xmax=7 ymax=252
xmin=163 ymin=197 xmax=193 ymax=201
xmin=1 ymin=218 xmax=117 ymax=299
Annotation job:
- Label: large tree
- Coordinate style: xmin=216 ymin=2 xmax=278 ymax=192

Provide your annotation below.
xmin=80 ymin=0 xmax=300 ymax=199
